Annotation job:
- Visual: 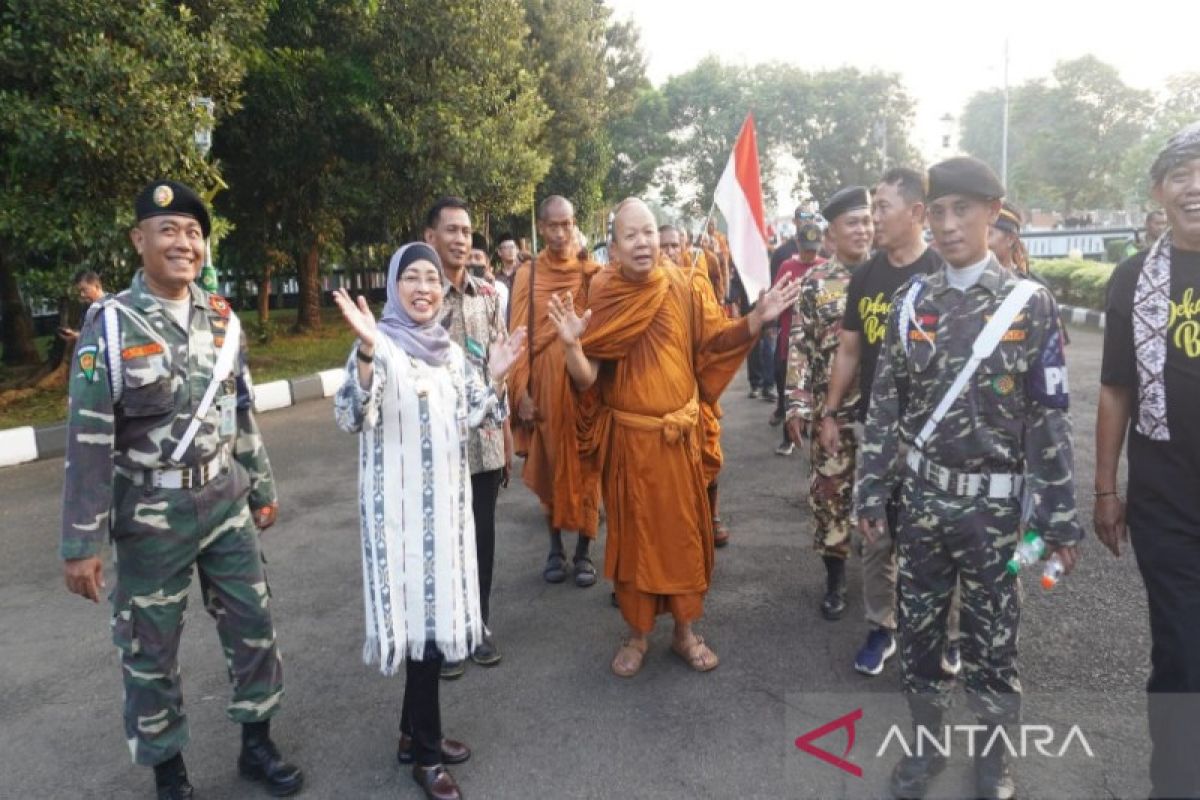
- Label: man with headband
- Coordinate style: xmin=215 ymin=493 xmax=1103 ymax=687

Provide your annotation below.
xmin=1096 ymin=121 xmax=1200 ymax=799
xmin=61 ymin=181 xmax=302 ymax=799
xmin=857 ymin=157 xmax=1081 ymax=799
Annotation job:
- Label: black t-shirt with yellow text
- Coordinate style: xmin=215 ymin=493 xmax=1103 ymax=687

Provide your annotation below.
xmin=1102 ymin=247 xmax=1200 ymax=535
xmin=843 ymin=248 xmax=944 ymax=419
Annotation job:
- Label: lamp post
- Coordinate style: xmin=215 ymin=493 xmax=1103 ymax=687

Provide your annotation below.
xmin=192 ymin=96 xmax=219 ymax=292
xmin=940 ymin=113 xmax=956 ymax=154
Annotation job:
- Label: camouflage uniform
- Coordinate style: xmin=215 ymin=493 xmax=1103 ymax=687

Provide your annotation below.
xmin=855 ymin=256 xmax=1081 ymax=723
xmin=785 ymin=258 xmax=859 ymax=559
xmin=61 ymin=271 xmax=283 ymax=766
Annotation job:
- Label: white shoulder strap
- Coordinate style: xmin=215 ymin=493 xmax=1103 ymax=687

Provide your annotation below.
xmin=170 ymin=313 xmax=243 ymax=463
xmin=899 ymin=279 xmax=926 ymax=356
xmin=101 ymin=302 xmax=124 ymax=403
xmin=913 ymin=279 xmax=1040 ymax=451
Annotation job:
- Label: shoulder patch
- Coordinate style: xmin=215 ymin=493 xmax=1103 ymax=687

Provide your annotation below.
xmin=77 ymin=345 xmax=98 ymax=382
xmin=208 ymin=294 xmax=231 ymax=318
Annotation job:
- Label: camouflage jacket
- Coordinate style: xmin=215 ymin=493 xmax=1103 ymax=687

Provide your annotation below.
xmin=60 ymin=271 xmax=276 ymax=560
xmin=854 ymin=256 xmax=1082 ymax=545
xmin=785 ymin=258 xmax=859 ymax=423
xmin=441 ymin=273 xmax=508 ymax=474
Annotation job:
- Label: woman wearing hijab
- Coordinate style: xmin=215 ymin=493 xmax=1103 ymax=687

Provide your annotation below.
xmin=332 ymin=243 xmax=525 ymax=800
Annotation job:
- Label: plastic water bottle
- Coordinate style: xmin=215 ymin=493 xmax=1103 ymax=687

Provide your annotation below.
xmin=1006 ymin=531 xmax=1046 ymax=575
xmin=1041 ymin=554 xmax=1065 ymax=589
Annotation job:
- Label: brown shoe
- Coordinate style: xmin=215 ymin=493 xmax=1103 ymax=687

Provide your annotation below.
xmin=412 ymin=764 xmax=462 ymax=800
xmin=397 ymin=734 xmax=471 ymax=765
xmin=712 ymin=518 xmax=730 ymax=548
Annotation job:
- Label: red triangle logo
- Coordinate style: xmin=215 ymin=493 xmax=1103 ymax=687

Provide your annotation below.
xmin=794 ymin=708 xmax=864 ymax=777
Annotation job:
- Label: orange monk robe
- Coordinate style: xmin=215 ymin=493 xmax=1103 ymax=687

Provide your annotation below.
xmin=578 ymin=264 xmax=755 ymax=632
xmin=507 ymin=250 xmax=603 ymax=536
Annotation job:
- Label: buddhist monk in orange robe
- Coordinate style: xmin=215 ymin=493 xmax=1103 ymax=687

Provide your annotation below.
xmin=548 ymin=199 xmax=801 ymax=677
xmin=508 ymin=196 xmax=603 ymax=586
xmin=659 ymin=224 xmax=731 ymax=548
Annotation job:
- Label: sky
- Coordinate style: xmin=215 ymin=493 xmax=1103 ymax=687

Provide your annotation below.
xmin=606 ymin=0 xmax=1197 ymax=208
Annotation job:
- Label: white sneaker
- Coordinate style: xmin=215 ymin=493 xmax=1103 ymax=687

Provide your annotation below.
xmin=775 ymin=442 xmax=794 ymax=456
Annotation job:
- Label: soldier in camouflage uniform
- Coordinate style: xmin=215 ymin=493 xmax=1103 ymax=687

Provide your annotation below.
xmin=854 ymin=159 xmax=1082 ymax=800
xmin=61 ymin=181 xmax=303 ymax=800
xmin=784 ymin=194 xmax=871 ymax=622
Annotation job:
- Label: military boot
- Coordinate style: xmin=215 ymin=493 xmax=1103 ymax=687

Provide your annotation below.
xmin=820 ymin=556 xmax=848 ymax=620
xmin=238 ymin=720 xmax=305 ymax=797
xmin=153 ymin=753 xmax=194 ymax=800
xmin=974 ymin=724 xmax=1017 ymax=799
xmin=890 ymin=703 xmax=946 ymax=799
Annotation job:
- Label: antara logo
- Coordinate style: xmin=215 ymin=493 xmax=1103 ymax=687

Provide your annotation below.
xmin=794 ymin=710 xmax=1095 ymax=778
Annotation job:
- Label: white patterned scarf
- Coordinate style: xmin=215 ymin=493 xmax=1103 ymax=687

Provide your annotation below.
xmin=1132 ymin=232 xmax=1173 ymax=441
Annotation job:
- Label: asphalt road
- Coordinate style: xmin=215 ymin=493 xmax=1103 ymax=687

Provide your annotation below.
xmin=0 ymin=326 xmax=1156 ymax=800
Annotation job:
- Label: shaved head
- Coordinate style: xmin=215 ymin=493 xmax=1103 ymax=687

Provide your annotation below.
xmin=610 ymin=197 xmax=659 ymax=277
xmin=659 ymin=225 xmax=683 ymax=265
xmin=537 ymin=195 xmax=574 ymax=221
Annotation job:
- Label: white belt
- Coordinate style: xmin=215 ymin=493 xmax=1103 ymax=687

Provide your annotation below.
xmin=905 ymin=449 xmax=1023 ymax=499
xmin=116 ymin=445 xmax=231 ymax=490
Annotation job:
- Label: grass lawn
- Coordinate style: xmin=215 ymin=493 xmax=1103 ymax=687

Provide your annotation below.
xmin=0 ymin=306 xmax=364 ymax=430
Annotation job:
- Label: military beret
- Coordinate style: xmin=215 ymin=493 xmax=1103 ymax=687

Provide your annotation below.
xmin=821 ymin=186 xmax=871 ymax=223
xmin=134 ymin=180 xmax=211 ymax=238
xmin=993 ymin=202 xmax=1022 ymax=234
xmin=797 ymin=222 xmax=823 ymax=250
xmin=927 ymin=157 xmax=1005 ymax=202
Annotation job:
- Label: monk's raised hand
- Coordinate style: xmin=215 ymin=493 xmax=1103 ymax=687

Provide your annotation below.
xmin=488 ymin=328 xmax=527 ymax=381
xmin=548 ymin=291 xmax=591 ymax=345
xmin=333 ymin=288 xmax=377 ymax=349
xmin=756 ymin=275 xmax=803 ymax=323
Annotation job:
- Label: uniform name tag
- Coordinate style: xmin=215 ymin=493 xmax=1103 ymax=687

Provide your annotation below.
xmin=122 ymin=342 xmax=164 ymax=360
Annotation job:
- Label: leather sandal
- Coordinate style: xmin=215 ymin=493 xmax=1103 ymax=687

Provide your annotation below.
xmin=671 ymin=634 xmax=719 ymax=672
xmin=610 ymin=637 xmax=648 ymax=678
xmin=712 ymin=518 xmax=730 ymax=548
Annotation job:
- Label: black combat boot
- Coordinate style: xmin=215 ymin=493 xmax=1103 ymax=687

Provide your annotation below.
xmin=238 ymin=720 xmax=305 ymax=797
xmin=153 ymin=753 xmax=194 ymax=800
xmin=974 ymin=724 xmax=1017 ymax=799
xmin=820 ymin=555 xmax=848 ymax=620
xmin=890 ymin=701 xmax=946 ymax=799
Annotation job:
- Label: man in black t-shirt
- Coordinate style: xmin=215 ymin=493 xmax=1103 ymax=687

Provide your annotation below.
xmin=819 ymin=168 xmax=948 ymax=680
xmin=1096 ymin=122 xmax=1200 ymax=799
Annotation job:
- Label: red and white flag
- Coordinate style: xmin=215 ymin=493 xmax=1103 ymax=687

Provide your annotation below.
xmin=713 ymin=113 xmax=770 ymax=299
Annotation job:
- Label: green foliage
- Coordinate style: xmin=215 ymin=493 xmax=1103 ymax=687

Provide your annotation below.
xmin=1030 ymin=258 xmax=1115 ymax=309
xmin=1117 ymin=72 xmax=1200 ymax=208
xmin=960 ymin=56 xmax=1152 ymax=214
xmin=0 ymin=0 xmax=271 ymax=296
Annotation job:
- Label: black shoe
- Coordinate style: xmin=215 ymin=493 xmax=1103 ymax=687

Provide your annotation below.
xmin=975 ymin=742 xmax=1017 ymax=799
xmin=238 ymin=722 xmax=304 ymax=797
xmin=890 ymin=752 xmax=947 ymax=799
xmin=439 ymin=659 xmax=466 ymax=680
xmin=470 ymin=628 xmax=502 ymax=667
xmin=154 ymin=754 xmax=194 ymax=800
xmin=397 ymin=734 xmax=471 ymax=765
xmin=820 ymin=556 xmax=848 ymax=621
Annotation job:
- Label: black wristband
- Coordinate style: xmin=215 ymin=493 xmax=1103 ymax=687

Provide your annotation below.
xmin=356 ymin=348 xmax=374 ymax=364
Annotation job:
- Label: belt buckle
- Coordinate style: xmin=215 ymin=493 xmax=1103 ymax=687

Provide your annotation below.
xmin=180 ymin=469 xmax=192 ymax=490
xmin=931 ymin=463 xmax=949 ymax=491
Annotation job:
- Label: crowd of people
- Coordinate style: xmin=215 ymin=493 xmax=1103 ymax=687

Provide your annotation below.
xmin=58 ymin=120 xmax=1200 ymax=800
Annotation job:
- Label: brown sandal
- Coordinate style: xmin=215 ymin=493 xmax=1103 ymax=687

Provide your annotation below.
xmin=611 ymin=637 xmax=648 ymax=678
xmin=671 ymin=634 xmax=719 ymax=672
xmin=712 ymin=518 xmax=730 ymax=548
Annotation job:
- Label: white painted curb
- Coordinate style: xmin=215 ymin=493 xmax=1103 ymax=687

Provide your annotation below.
xmin=0 ymin=426 xmax=39 ymax=468
xmin=253 ymin=381 xmax=294 ymax=413
xmin=318 ymin=369 xmax=344 ymax=398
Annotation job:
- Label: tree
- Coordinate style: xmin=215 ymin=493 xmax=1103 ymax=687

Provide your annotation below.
xmin=1117 ymin=72 xmax=1200 ymax=207
xmin=0 ymin=0 xmax=270 ymax=366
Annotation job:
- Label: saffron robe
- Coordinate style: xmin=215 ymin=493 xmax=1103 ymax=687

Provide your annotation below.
xmin=579 ymin=264 xmax=754 ymax=630
xmin=508 ymin=250 xmax=602 ymax=536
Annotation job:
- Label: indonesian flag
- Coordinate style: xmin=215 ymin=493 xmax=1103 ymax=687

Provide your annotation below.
xmin=713 ymin=113 xmax=770 ymax=298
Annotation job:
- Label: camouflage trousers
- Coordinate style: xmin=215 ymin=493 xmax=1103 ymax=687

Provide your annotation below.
xmin=109 ymin=465 xmax=283 ymax=766
xmin=808 ymin=423 xmax=857 ymax=559
xmin=895 ymin=477 xmax=1022 ymax=724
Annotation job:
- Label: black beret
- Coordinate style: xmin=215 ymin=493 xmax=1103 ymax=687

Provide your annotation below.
xmin=134 ymin=180 xmax=211 ymax=238
xmin=821 ymin=186 xmax=871 ymax=223
xmin=797 ymin=223 xmax=823 ymax=250
xmin=927 ymin=157 xmax=1004 ymax=202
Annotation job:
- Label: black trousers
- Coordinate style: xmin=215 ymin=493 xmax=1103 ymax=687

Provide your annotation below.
xmin=400 ymin=652 xmax=444 ymax=766
xmin=774 ymin=357 xmax=789 ymax=445
xmin=471 ymin=469 xmax=503 ymax=626
xmin=1131 ymin=522 xmax=1200 ymax=799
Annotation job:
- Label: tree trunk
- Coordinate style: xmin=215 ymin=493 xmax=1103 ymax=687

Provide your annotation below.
xmin=293 ymin=239 xmax=322 ymax=332
xmin=257 ymin=262 xmax=273 ymax=327
xmin=45 ymin=296 xmax=75 ymax=372
xmin=0 ymin=248 xmax=42 ymax=367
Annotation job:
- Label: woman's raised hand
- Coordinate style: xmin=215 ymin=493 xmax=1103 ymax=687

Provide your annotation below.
xmin=547 ymin=291 xmax=591 ymax=346
xmin=488 ymin=328 xmax=527 ymax=381
xmin=333 ymin=289 xmax=377 ymax=351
